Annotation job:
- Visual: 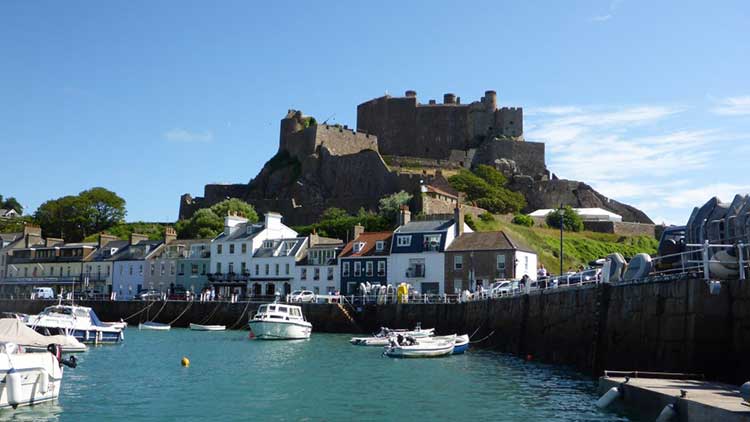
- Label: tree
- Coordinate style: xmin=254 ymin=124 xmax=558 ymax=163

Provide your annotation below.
xmin=294 ymin=207 xmax=390 ymax=241
xmin=511 ymin=214 xmax=534 ymax=227
xmin=378 ymin=191 xmax=413 ymax=223
xmin=210 ymin=198 xmax=259 ymax=222
xmin=473 ymin=165 xmax=508 ymax=187
xmin=79 ymin=187 xmax=127 ymax=234
xmin=448 ymin=167 xmax=526 ymax=214
xmin=175 ymin=199 xmax=259 ymax=239
xmin=546 ymin=206 xmax=584 ymax=232
xmin=0 ymin=195 xmax=23 ymax=214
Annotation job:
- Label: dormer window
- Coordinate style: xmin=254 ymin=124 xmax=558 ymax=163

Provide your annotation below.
xmin=375 ymin=241 xmax=385 ymax=252
xmin=263 ymin=240 xmax=274 ymax=249
xmin=353 ymin=242 xmax=366 ymax=253
xmin=397 ymin=235 xmax=411 ymax=247
xmin=424 ymin=234 xmax=441 ymax=252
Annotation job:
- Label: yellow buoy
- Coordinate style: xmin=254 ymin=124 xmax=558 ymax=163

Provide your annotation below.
xmin=181 ymin=357 xmax=190 ymax=367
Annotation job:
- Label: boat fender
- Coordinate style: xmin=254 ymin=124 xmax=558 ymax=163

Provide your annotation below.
xmin=61 ymin=355 xmax=77 ymax=369
xmin=655 ymin=403 xmax=677 ymax=422
xmin=5 ymin=368 xmax=23 ymax=408
xmin=595 ymin=386 xmax=621 ymax=408
xmin=38 ymin=369 xmax=50 ymax=393
xmin=741 ymin=381 xmax=750 ymax=403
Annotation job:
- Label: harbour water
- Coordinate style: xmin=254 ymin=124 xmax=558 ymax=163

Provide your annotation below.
xmin=3 ymin=329 xmax=644 ymax=421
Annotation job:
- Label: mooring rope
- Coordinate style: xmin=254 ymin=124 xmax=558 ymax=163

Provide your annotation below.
xmin=228 ymin=300 xmax=252 ymax=330
xmin=469 ymin=330 xmax=495 ymax=344
xmin=469 ymin=325 xmax=482 ymax=340
xmin=168 ymin=300 xmax=194 ymax=326
xmin=197 ymin=301 xmax=223 ymax=325
xmin=147 ymin=300 xmax=169 ymax=322
xmin=121 ymin=300 xmax=157 ymax=322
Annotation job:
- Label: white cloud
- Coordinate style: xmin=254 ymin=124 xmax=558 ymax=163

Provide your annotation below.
xmin=163 ymin=128 xmax=214 ymax=143
xmin=711 ymin=96 xmax=750 ymax=116
xmin=591 ymin=15 xmax=612 ymax=22
xmin=590 ymin=0 xmax=623 ymax=22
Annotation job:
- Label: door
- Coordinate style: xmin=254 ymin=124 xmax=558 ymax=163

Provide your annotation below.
xmin=283 ymin=283 xmax=291 ymax=295
xmin=266 ymin=283 xmax=275 ymax=296
xmin=252 ymin=283 xmax=262 ymax=296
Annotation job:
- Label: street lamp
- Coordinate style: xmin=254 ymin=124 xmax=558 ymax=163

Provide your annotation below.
xmin=559 ymin=203 xmax=564 ymax=277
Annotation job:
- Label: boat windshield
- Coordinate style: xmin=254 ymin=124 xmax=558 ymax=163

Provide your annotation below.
xmin=258 ymin=305 xmax=267 ymax=313
xmin=44 ymin=306 xmax=72 ymax=316
xmin=277 ymin=306 xmax=288 ymax=314
xmin=267 ymin=305 xmax=276 ymax=312
xmin=88 ymin=309 xmax=104 ymax=327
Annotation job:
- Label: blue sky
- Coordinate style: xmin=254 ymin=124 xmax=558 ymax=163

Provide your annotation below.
xmin=1 ymin=0 xmax=748 ymax=224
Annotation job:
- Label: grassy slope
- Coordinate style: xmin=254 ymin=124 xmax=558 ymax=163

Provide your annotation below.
xmin=473 ymin=219 xmax=658 ymax=273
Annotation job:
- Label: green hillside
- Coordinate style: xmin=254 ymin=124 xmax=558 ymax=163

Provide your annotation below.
xmin=472 ymin=218 xmax=658 ymax=274
xmin=82 ymin=222 xmax=171 ymax=242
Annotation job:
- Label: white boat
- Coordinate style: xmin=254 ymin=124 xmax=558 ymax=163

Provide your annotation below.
xmin=383 ymin=335 xmax=455 ymax=358
xmin=422 ymin=334 xmax=470 ymax=354
xmin=25 ymin=305 xmax=123 ymax=344
xmin=0 ymin=342 xmax=75 ymax=409
xmin=138 ymin=322 xmax=171 ymax=331
xmin=248 ymin=304 xmax=311 ymax=340
xmin=0 ymin=319 xmax=86 ymax=353
xmin=189 ymin=323 xmax=226 ymax=331
xmin=350 ymin=325 xmax=435 ymax=346
xmin=101 ymin=320 xmax=128 ymax=330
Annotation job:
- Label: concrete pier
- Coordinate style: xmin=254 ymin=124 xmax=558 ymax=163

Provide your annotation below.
xmin=599 ymin=376 xmax=750 ymax=422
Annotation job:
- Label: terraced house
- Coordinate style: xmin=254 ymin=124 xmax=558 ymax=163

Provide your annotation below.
xmin=295 ymin=233 xmax=343 ymax=295
xmin=338 ymin=226 xmax=392 ymax=295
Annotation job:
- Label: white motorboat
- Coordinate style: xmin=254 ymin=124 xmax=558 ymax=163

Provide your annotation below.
xmin=138 ymin=322 xmax=171 ymax=331
xmin=383 ymin=335 xmax=455 ymax=358
xmin=189 ymin=323 xmax=226 ymax=331
xmin=350 ymin=325 xmax=435 ymax=346
xmin=101 ymin=320 xmax=128 ymax=330
xmin=422 ymin=334 xmax=470 ymax=354
xmin=0 ymin=319 xmax=86 ymax=353
xmin=25 ymin=305 xmax=123 ymax=344
xmin=0 ymin=342 xmax=76 ymax=409
xmin=248 ymin=304 xmax=311 ymax=340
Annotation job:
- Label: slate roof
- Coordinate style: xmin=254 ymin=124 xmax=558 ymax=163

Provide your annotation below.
xmin=425 ymin=185 xmax=458 ymax=199
xmin=0 ymin=232 xmax=23 ymax=244
xmin=394 ymin=219 xmax=454 ymax=233
xmin=340 ymin=232 xmax=393 ymax=257
xmin=252 ymin=237 xmax=306 ymax=258
xmin=213 ymin=222 xmax=266 ymax=241
xmin=89 ymin=240 xmax=130 ymax=261
xmin=107 ymin=240 xmax=164 ymax=261
xmin=309 ymin=236 xmax=344 ymax=248
xmin=446 ymin=231 xmax=535 ymax=253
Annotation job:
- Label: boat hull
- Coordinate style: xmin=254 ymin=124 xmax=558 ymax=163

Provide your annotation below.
xmin=248 ymin=320 xmax=311 ymax=340
xmin=384 ymin=343 xmax=454 ymax=358
xmin=0 ymin=352 xmax=63 ymax=409
xmin=139 ymin=323 xmax=171 ymax=331
xmin=189 ymin=324 xmax=226 ymax=331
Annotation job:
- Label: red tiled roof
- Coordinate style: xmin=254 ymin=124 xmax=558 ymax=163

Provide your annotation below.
xmin=340 ymin=232 xmax=393 ymax=257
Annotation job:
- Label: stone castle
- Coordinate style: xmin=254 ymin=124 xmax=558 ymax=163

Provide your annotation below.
xmin=179 ymin=90 xmax=652 ymax=226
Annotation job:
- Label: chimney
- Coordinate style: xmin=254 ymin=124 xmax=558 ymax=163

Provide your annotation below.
xmin=309 ymin=232 xmax=320 ymax=247
xmin=353 ymin=224 xmax=365 ymax=240
xmin=129 ymin=233 xmax=148 ymax=245
xmin=454 ymin=204 xmax=465 ymax=238
xmin=224 ymin=214 xmax=248 ymax=236
xmin=398 ymin=205 xmax=411 ymax=227
xmin=45 ymin=237 xmax=64 ymax=247
xmin=98 ymin=233 xmax=118 ymax=248
xmin=23 ymin=224 xmax=42 ymax=247
xmin=264 ymin=212 xmax=282 ymax=231
xmin=164 ymin=226 xmax=177 ymax=244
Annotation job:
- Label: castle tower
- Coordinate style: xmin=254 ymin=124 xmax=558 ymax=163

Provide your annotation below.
xmin=279 ymin=110 xmax=304 ymax=153
xmin=483 ymin=90 xmax=497 ymax=111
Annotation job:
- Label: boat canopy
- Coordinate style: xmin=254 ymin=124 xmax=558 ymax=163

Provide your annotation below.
xmin=0 ymin=318 xmax=81 ymax=349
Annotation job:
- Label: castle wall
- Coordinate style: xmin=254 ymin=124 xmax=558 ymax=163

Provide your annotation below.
xmin=314 ymin=125 xmax=378 ymax=156
xmin=473 ymin=139 xmax=545 ymax=177
xmin=414 ymin=105 xmax=470 ymax=158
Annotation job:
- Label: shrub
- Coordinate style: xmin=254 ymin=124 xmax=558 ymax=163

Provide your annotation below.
xmin=545 ymin=206 xmax=584 ymax=232
xmin=479 ymin=212 xmax=495 ymax=222
xmin=512 ymin=214 xmax=534 ymax=227
xmin=464 ymin=214 xmax=477 ymax=231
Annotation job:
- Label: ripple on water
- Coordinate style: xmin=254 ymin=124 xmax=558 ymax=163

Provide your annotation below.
xmin=0 ymin=329 xmax=643 ymax=422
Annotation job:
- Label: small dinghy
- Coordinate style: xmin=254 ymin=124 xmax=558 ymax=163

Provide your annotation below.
xmin=350 ymin=325 xmax=435 ymax=346
xmin=138 ymin=322 xmax=171 ymax=331
xmin=384 ymin=334 xmax=455 ymax=358
xmin=102 ymin=320 xmax=128 ymax=330
xmin=189 ymin=323 xmax=226 ymax=331
xmin=428 ymin=334 xmax=470 ymax=354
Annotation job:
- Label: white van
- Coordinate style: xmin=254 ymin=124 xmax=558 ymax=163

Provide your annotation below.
xmin=32 ymin=287 xmax=55 ymax=299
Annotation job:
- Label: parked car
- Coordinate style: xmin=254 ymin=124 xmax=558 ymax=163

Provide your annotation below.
xmin=489 ymin=280 xmax=518 ymax=297
xmin=136 ymin=289 xmax=162 ymax=301
xmin=289 ymin=290 xmax=315 ymax=303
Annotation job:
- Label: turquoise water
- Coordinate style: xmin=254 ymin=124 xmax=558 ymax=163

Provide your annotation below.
xmin=3 ymin=329 xmax=643 ymax=421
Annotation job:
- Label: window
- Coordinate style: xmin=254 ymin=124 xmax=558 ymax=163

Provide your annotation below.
xmin=327 ymin=267 xmax=334 ymax=280
xmin=497 ymin=255 xmax=506 ymax=274
xmin=179 ymin=263 xmax=184 ymax=275
xmin=201 ymin=264 xmax=206 ymax=275
xmin=454 ymin=255 xmax=463 ymax=270
xmin=376 ymin=241 xmax=385 ymax=252
xmin=424 ymin=234 xmax=441 ymax=252
xmin=229 ymin=244 xmax=235 ymax=254
xmin=366 ymin=261 xmax=373 ymax=276
xmin=524 ymin=256 xmax=529 ymax=273
xmin=241 ymin=262 xmax=247 ymax=274
xmin=216 ymin=262 xmax=222 ymax=274
xmin=264 ymin=264 xmax=269 ymax=275
xmin=354 ymin=262 xmax=361 ymax=277
xmin=377 ymin=261 xmax=385 ymax=276
xmin=314 ymin=268 xmax=320 ymax=280
xmin=263 ymin=240 xmax=273 ymax=248
xmin=407 ymin=258 xmax=425 ymax=278
xmin=150 ymin=263 xmax=155 ymax=276
xmin=169 ymin=264 xmax=174 ymax=275
xmin=343 ymin=262 xmax=350 ymax=277
xmin=255 ymin=264 xmax=259 ymax=275
xmin=191 ymin=264 xmax=199 ymax=275
xmin=229 ymin=263 xmax=234 ymax=274
xmin=301 ymin=268 xmax=307 ymax=280
xmin=217 ymin=244 xmax=223 ymax=254
xmin=275 ymin=263 xmax=279 ymax=275
xmin=285 ymin=263 xmax=290 ymax=275
xmin=241 ymin=243 xmax=247 ymax=254
xmin=160 ymin=263 xmax=165 ymax=276
xmin=140 ymin=264 xmax=144 ymax=275
xmin=397 ymin=235 xmax=411 ymax=247
xmin=129 ymin=265 xmax=133 ymax=275
xmin=353 ymin=242 xmax=365 ymax=253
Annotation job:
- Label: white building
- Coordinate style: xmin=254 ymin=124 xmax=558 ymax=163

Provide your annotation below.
xmin=389 ymin=206 xmax=472 ymax=295
xmin=209 ymin=212 xmax=297 ymax=298
xmin=249 ymin=237 xmax=307 ymax=297
xmin=294 ymin=234 xmax=343 ymax=295
xmin=529 ymin=207 xmax=623 ymax=222
xmin=110 ymin=235 xmax=165 ymax=299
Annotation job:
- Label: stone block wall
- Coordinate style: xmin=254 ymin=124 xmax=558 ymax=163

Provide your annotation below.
xmin=473 ymin=139 xmax=546 ymax=177
xmin=583 ymin=221 xmax=656 ymax=237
